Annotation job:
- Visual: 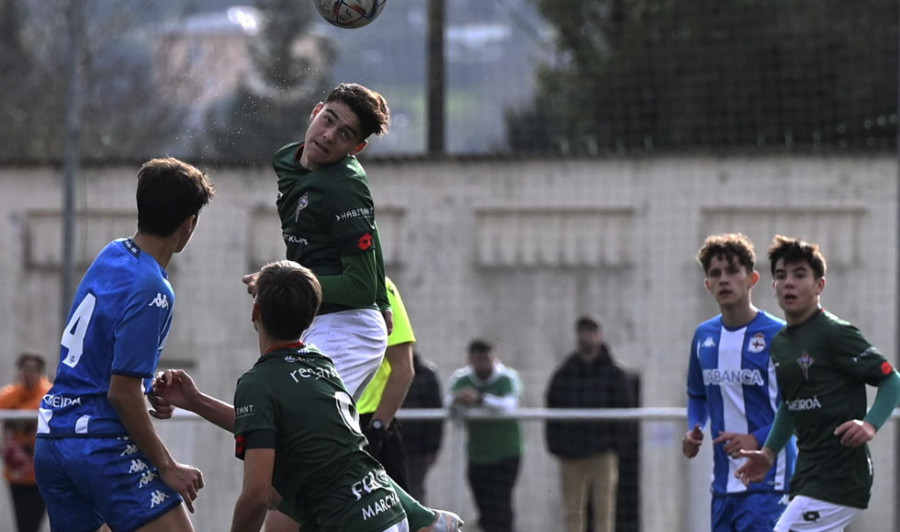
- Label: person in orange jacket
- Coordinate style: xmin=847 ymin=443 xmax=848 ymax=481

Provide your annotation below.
xmin=1 ymin=352 xmax=52 ymax=532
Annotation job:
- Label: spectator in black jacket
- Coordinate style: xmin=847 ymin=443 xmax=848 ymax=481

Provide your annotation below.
xmin=400 ymin=352 xmax=444 ymax=503
xmin=545 ymin=315 xmax=635 ymax=532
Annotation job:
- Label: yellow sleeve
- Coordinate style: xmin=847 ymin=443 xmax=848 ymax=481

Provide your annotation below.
xmin=386 ymin=277 xmax=415 ymax=347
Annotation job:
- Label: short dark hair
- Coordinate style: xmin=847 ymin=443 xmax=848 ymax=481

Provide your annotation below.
xmin=696 ymin=233 xmax=756 ymax=274
xmin=468 ymin=339 xmax=493 ymax=355
xmin=255 ymin=260 xmax=322 ymax=341
xmin=17 ymin=351 xmax=45 ymax=373
xmin=136 ymin=157 xmax=215 ymax=237
xmin=767 ymin=235 xmax=827 ymax=278
xmin=325 ymin=83 xmax=390 ymax=139
xmin=576 ymin=314 xmax=602 ymax=332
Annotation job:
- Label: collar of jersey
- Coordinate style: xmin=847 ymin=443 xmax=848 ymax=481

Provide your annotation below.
xmin=265 ymin=341 xmax=305 ymax=354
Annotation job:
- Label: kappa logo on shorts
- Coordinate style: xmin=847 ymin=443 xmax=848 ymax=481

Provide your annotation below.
xmin=129 ymin=459 xmax=149 ymax=474
xmin=802 ymin=510 xmax=821 ymax=522
xmin=150 ymin=490 xmax=169 ymax=508
xmin=121 ymin=443 xmax=139 ymax=456
xmin=139 ymin=471 xmax=158 ymax=488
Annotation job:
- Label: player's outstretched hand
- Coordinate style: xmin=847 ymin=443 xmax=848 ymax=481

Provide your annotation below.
xmin=834 ymin=419 xmax=876 ymax=448
xmin=713 ymin=431 xmax=759 ymax=458
xmin=242 ymin=271 xmax=260 ymax=297
xmin=682 ymin=424 xmax=704 ymax=458
xmin=160 ymin=461 xmax=204 ymax=513
xmin=153 ymin=369 xmax=201 ymax=412
xmin=734 ymin=447 xmax=774 ymax=486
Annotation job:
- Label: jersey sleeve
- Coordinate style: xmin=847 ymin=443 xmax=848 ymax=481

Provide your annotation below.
xmin=111 ymin=282 xmax=173 ymax=378
xmin=317 ymin=252 xmax=379 ymax=306
xmin=445 ymin=371 xmax=466 ymax=406
xmin=482 ymin=372 xmax=522 ymax=411
xmin=686 ymin=330 xmax=706 ymax=399
xmin=386 ymin=277 xmax=415 ymax=347
xmin=830 ymin=322 xmax=895 ymax=385
xmin=328 ymin=177 xmax=378 ymax=257
xmin=233 ymin=374 xmax=279 ymax=459
xmin=686 ymin=330 xmax=709 ymax=430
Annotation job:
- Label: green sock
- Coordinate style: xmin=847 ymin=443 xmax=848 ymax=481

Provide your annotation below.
xmin=390 ymin=478 xmax=436 ymax=529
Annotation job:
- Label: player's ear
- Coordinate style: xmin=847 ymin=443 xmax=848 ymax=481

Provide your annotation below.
xmin=815 ymin=276 xmax=826 ymax=295
xmin=309 ymin=102 xmax=324 ymax=121
xmin=349 ymin=140 xmax=368 ymax=156
xmin=251 ymin=302 xmax=261 ymax=331
xmin=703 ymin=278 xmax=712 ymax=293
xmin=748 ymin=270 xmax=760 ymax=287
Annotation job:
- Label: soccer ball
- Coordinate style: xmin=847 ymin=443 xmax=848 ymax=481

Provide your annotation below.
xmin=312 ymin=0 xmax=387 ymax=29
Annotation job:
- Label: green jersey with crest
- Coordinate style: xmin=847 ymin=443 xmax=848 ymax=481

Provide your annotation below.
xmin=233 ymin=344 xmax=405 ymax=531
xmin=771 ymin=309 xmax=895 ymax=509
xmin=273 ymin=142 xmax=388 ymax=315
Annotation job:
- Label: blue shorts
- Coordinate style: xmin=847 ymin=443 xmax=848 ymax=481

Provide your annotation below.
xmin=34 ymin=436 xmax=183 ymax=532
xmin=712 ymin=491 xmax=788 ymax=532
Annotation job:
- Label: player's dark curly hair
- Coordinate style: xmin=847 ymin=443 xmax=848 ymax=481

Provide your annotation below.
xmin=255 ymin=260 xmax=322 ymax=340
xmin=767 ymin=235 xmax=827 ymax=278
xmin=696 ymin=233 xmax=756 ymax=274
xmin=326 ymin=83 xmax=390 ymax=139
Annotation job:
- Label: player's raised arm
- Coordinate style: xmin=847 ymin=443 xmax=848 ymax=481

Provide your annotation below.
xmin=153 ymin=369 xmax=237 ymax=433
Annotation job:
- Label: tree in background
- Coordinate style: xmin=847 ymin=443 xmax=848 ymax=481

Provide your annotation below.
xmin=197 ymin=0 xmax=334 ymax=164
xmin=508 ymin=0 xmax=898 ymax=154
xmin=0 ymin=0 xmax=189 ymax=162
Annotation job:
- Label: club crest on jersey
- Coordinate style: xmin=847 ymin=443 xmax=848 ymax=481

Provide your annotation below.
xmin=748 ymin=333 xmax=767 ymax=353
xmin=294 ymin=192 xmax=309 ymax=222
xmin=797 ymin=352 xmax=814 ymax=380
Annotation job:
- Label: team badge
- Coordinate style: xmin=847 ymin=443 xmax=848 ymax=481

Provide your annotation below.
xmin=797 ymin=352 xmax=815 ymax=380
xmin=747 ymin=333 xmax=766 ymax=353
xmin=294 ymin=192 xmax=309 ymax=222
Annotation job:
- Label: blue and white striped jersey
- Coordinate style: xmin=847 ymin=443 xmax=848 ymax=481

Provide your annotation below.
xmin=38 ymin=238 xmax=175 ymax=438
xmin=687 ymin=310 xmax=796 ymax=495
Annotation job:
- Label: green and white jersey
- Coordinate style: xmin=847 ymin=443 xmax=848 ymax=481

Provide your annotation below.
xmin=234 ymin=343 xmax=405 ymax=531
xmin=447 ymin=363 xmax=524 ymax=464
xmin=273 ymin=142 xmax=387 ymax=315
xmin=771 ymin=309 xmax=895 ymax=509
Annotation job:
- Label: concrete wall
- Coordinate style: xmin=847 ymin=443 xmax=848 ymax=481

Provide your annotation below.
xmin=0 ymin=155 xmax=895 ymax=531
